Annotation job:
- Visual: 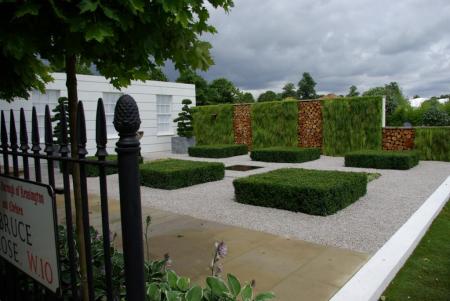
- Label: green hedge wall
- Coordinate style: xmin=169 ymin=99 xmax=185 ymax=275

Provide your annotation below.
xmin=414 ymin=127 xmax=450 ymax=162
xmin=322 ymin=96 xmax=383 ymax=156
xmin=251 ymin=100 xmax=298 ymax=148
xmin=192 ymin=104 xmax=234 ymax=145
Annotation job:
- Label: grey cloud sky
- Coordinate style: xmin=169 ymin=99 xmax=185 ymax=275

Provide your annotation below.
xmin=170 ymin=0 xmax=450 ymax=97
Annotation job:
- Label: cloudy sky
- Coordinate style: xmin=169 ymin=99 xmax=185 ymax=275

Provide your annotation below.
xmin=170 ymin=0 xmax=450 ymax=98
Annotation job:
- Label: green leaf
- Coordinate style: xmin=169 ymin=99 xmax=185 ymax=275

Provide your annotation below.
xmin=254 ymin=292 xmax=276 ymax=301
xmin=167 ymin=270 xmax=179 ymax=290
xmin=240 ymin=284 xmax=253 ymax=301
xmin=100 ymin=5 xmax=121 ymax=22
xmin=185 ymin=285 xmax=203 ymax=301
xmin=206 ymin=277 xmax=229 ymax=297
xmin=165 ymin=290 xmax=181 ymax=301
xmin=79 ymin=0 xmax=99 ymax=13
xmin=146 ymin=283 xmax=161 ymax=301
xmin=129 ymin=0 xmax=145 ymax=12
xmin=85 ymin=23 xmax=114 ymax=42
xmin=15 ymin=3 xmax=40 ymax=18
xmin=176 ymin=276 xmax=190 ymax=292
xmin=227 ymin=274 xmax=241 ymax=297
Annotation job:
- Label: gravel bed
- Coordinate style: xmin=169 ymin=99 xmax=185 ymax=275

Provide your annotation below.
xmin=86 ymin=153 xmax=450 ymax=253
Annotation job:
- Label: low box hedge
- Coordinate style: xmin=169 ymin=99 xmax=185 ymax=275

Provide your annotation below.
xmin=140 ymin=159 xmax=225 ymax=189
xmin=345 ymin=150 xmax=419 ymax=170
xmin=82 ymin=155 xmax=143 ymax=177
xmin=250 ymin=147 xmax=321 ymax=163
xmin=233 ymin=168 xmax=367 ymax=216
xmin=188 ymin=144 xmax=248 ymax=158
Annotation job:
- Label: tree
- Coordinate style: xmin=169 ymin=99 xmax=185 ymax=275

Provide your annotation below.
xmin=173 ymin=99 xmax=194 ymax=137
xmin=0 ymin=1 xmax=233 ymax=298
xmin=149 ymin=68 xmax=168 ymax=82
xmin=363 ymin=82 xmax=407 ymax=124
xmin=257 ymin=90 xmax=280 ymax=102
xmin=297 ymin=72 xmax=317 ymax=99
xmin=52 ymin=97 xmax=70 ymax=144
xmin=206 ymin=78 xmax=239 ymax=104
xmin=176 ymin=69 xmax=209 ymax=106
xmin=237 ymin=92 xmax=255 ymax=103
xmin=346 ymin=85 xmax=359 ymax=97
xmin=281 ymin=83 xmax=297 ymax=99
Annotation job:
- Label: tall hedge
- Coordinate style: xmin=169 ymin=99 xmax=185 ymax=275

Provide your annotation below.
xmin=414 ymin=127 xmax=450 ymax=162
xmin=251 ymin=100 xmax=298 ymax=148
xmin=322 ymin=96 xmax=383 ymax=156
xmin=192 ymin=104 xmax=234 ymax=145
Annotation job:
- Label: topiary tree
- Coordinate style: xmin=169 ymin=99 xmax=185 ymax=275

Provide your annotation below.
xmin=52 ymin=97 xmax=70 ymax=145
xmin=173 ymin=99 xmax=194 ymax=138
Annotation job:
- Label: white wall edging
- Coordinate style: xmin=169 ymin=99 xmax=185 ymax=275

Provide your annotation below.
xmin=330 ymin=176 xmax=450 ymax=301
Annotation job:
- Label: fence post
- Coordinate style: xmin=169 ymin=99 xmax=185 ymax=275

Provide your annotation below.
xmin=113 ymin=95 xmax=145 ymax=300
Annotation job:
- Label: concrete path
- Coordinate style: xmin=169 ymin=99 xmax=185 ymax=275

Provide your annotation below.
xmin=57 ymin=195 xmax=368 ymax=301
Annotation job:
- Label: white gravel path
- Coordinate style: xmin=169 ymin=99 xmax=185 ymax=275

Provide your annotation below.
xmin=86 ymin=153 xmax=450 ymax=253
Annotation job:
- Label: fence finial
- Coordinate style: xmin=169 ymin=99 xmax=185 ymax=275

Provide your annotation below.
xmin=1 ymin=111 xmax=8 ymax=148
xmin=77 ymin=101 xmax=88 ymax=156
xmin=113 ymin=95 xmax=141 ymax=135
xmin=9 ymin=110 xmax=18 ymax=150
xmin=95 ymin=98 xmax=108 ymax=157
xmin=59 ymin=101 xmax=69 ymax=155
xmin=31 ymin=107 xmax=41 ymax=152
xmin=20 ymin=108 xmax=29 ymax=152
xmin=44 ymin=105 xmax=54 ymax=153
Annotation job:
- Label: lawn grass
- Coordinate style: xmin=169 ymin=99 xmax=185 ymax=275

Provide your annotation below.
xmin=381 ymin=200 xmax=450 ymax=301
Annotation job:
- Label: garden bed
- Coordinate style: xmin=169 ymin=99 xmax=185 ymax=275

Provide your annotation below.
xmin=233 ymin=168 xmax=367 ymax=216
xmin=250 ymin=147 xmax=321 ymax=163
xmin=188 ymin=144 xmax=248 ymax=158
xmin=140 ymin=159 xmax=225 ymax=189
xmin=345 ymin=150 xmax=419 ymax=170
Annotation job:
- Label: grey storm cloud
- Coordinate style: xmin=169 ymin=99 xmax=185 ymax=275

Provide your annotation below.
xmin=190 ymin=0 xmax=450 ymax=97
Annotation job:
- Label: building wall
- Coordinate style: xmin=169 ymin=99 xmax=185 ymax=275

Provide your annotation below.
xmin=0 ymin=73 xmax=196 ymax=155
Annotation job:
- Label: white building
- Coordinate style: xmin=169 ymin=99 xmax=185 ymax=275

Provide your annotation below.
xmin=0 ymin=73 xmax=195 ymax=155
xmin=409 ymin=97 xmax=449 ymax=108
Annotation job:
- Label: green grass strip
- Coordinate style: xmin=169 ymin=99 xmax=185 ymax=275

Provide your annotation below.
xmin=414 ymin=127 xmax=450 ymax=162
xmin=192 ymin=104 xmax=234 ymax=145
xmin=322 ymin=96 xmax=383 ymax=156
xmin=251 ymin=100 xmax=298 ymax=148
xmin=382 ymin=201 xmax=450 ymax=300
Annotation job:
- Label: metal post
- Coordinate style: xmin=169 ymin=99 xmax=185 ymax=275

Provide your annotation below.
xmin=113 ymin=95 xmax=145 ymax=300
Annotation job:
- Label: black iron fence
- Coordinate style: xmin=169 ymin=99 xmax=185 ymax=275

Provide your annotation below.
xmin=0 ymin=95 xmax=145 ymax=300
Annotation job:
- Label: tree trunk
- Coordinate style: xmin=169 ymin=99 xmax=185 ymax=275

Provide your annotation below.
xmin=65 ymin=54 xmax=89 ymax=301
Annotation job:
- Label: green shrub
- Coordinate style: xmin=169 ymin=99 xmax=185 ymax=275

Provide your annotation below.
xmin=188 ymin=144 xmax=248 ymax=158
xmin=251 ymin=100 xmax=298 ymax=148
xmin=233 ymin=168 xmax=367 ymax=216
xmin=140 ymin=159 xmax=225 ymax=189
xmin=250 ymin=147 xmax=320 ymax=163
xmin=414 ymin=127 xmax=450 ymax=162
xmin=83 ymin=155 xmax=143 ymax=177
xmin=345 ymin=150 xmax=419 ymax=170
xmin=192 ymin=104 xmax=234 ymax=145
xmin=322 ymin=96 xmax=383 ymax=156
xmin=422 ymin=106 xmax=450 ymax=126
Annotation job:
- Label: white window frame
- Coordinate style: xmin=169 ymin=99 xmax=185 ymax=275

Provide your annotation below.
xmin=31 ymin=89 xmax=60 ymax=142
xmin=102 ymin=92 xmax=123 ymax=139
xmin=156 ymin=95 xmax=174 ymax=136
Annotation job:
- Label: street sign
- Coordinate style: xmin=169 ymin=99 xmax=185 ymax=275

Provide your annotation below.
xmin=0 ymin=175 xmax=60 ymax=293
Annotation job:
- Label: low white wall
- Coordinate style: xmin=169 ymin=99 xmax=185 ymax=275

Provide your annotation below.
xmin=0 ymin=73 xmax=196 ymax=155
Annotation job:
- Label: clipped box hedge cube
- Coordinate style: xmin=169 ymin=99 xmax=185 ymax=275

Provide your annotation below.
xmin=250 ymin=147 xmax=321 ymax=163
xmin=233 ymin=168 xmax=367 ymax=216
xmin=140 ymin=159 xmax=225 ymax=189
xmin=188 ymin=144 xmax=248 ymax=158
xmin=345 ymin=150 xmax=419 ymax=170
xmin=83 ymin=155 xmax=144 ymax=177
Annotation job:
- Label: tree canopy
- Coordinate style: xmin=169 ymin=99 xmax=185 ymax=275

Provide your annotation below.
xmin=258 ymin=90 xmax=280 ymax=102
xmin=297 ymin=72 xmax=317 ymax=99
xmin=363 ymin=82 xmax=407 ymax=121
xmin=206 ymin=78 xmax=240 ymax=104
xmin=176 ymin=69 xmax=209 ymax=106
xmin=281 ymin=83 xmax=297 ymax=99
xmin=346 ymin=85 xmax=359 ymax=97
xmin=0 ymin=0 xmax=234 ymax=101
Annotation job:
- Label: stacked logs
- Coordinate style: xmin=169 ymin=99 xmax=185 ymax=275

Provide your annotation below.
xmin=233 ymin=104 xmax=252 ymax=148
xmin=298 ymin=100 xmax=323 ymax=148
xmin=382 ymin=128 xmax=415 ymax=150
